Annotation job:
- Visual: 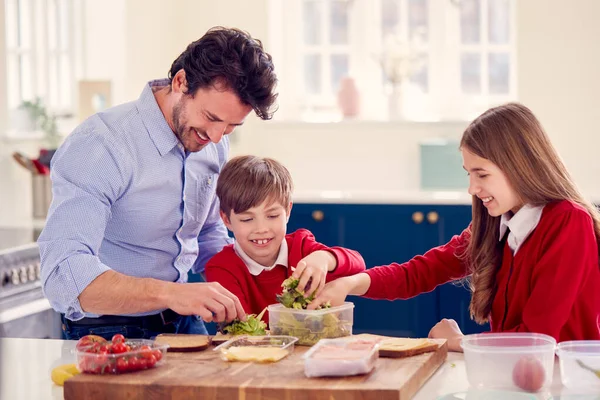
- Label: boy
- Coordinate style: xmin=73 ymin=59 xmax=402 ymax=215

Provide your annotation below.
xmin=205 ymin=155 xmax=366 ymax=322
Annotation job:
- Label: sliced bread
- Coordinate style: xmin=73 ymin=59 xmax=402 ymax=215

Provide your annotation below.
xmin=154 ymin=334 xmax=212 ymax=352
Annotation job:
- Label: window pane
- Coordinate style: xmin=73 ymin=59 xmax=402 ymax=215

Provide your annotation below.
xmin=330 ymin=1 xmax=348 ymax=44
xmin=488 ymin=52 xmax=509 ymax=94
xmin=304 ymin=54 xmax=322 ymax=94
xmin=59 ymin=54 xmax=72 ymax=108
xmin=381 ymin=0 xmax=399 ymax=38
xmin=303 ymin=1 xmax=322 ymax=45
xmin=7 ymin=56 xmax=21 ymax=108
xmin=58 ymin=0 xmax=70 ymax=51
xmin=6 ymin=0 xmax=18 ymax=48
xmin=460 ymin=0 xmax=480 ymax=44
xmin=47 ymin=0 xmax=58 ymax=50
xmin=461 ymin=53 xmax=481 ymax=94
xmin=17 ymin=0 xmax=32 ymax=48
xmin=410 ymin=54 xmax=428 ymax=92
xmin=409 ymin=0 xmax=428 ymax=41
xmin=49 ymin=57 xmax=59 ymax=107
xmin=488 ymin=0 xmax=509 ymax=44
xmin=20 ymin=54 xmax=34 ymax=101
xmin=330 ymin=54 xmax=349 ymax=92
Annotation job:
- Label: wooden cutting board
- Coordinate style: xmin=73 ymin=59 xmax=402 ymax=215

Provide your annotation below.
xmin=64 ymin=337 xmax=447 ymax=400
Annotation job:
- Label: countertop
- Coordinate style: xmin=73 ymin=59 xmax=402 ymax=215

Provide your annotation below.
xmin=0 ymin=338 xmax=596 ymax=400
xmin=293 ymin=190 xmax=474 ymax=205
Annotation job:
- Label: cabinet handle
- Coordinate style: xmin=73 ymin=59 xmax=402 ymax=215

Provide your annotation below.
xmin=427 ymin=211 xmax=439 ymax=224
xmin=312 ymin=210 xmax=324 ymax=222
xmin=412 ymin=211 xmax=424 ymax=224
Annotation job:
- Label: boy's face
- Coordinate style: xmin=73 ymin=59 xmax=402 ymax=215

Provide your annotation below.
xmin=221 ymin=199 xmax=292 ymax=267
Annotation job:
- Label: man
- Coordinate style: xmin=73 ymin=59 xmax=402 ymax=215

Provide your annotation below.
xmin=38 ymin=27 xmax=278 ymax=339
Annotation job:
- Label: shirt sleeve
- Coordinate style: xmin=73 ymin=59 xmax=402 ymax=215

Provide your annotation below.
xmin=37 ymin=129 xmax=131 ymax=320
xmin=364 ymin=228 xmax=470 ymax=300
xmin=500 ymin=208 xmax=597 ymax=340
xmin=297 ymin=229 xmax=367 ymax=280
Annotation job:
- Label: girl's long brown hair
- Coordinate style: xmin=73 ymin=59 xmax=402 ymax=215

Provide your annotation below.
xmin=459 ymin=102 xmax=600 ymax=324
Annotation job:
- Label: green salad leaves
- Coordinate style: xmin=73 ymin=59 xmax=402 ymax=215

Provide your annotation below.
xmin=219 ymin=308 xmax=267 ymax=336
xmin=276 ymin=277 xmax=331 ymax=310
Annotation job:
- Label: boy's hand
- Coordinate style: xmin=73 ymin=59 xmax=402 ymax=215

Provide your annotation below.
xmin=428 ymin=318 xmax=464 ymax=352
xmin=306 ymin=277 xmax=352 ymax=310
xmin=292 ymin=251 xmax=336 ymax=297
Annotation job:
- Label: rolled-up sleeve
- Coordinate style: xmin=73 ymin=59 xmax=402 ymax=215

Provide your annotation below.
xmin=38 ymin=129 xmax=130 ymax=320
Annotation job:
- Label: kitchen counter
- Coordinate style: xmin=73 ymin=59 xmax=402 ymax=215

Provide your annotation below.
xmin=0 ymin=338 xmax=594 ymax=400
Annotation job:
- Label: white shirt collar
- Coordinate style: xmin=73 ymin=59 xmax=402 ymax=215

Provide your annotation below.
xmin=499 ymin=204 xmax=544 ymax=254
xmin=234 ymin=238 xmax=289 ymax=276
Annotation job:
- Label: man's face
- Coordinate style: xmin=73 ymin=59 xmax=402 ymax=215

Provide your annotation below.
xmin=172 ymin=80 xmax=252 ymax=153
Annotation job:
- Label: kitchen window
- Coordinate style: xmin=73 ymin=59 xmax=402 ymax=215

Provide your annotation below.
xmin=3 ymin=0 xmax=78 ymax=134
xmin=270 ymin=0 xmax=516 ymax=122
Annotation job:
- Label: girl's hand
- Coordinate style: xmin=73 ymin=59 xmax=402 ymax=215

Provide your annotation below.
xmin=428 ymin=318 xmax=464 ymax=352
xmin=306 ymin=277 xmax=353 ymax=310
xmin=292 ymin=251 xmax=336 ymax=297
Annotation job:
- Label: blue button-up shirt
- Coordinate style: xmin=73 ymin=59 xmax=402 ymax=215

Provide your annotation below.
xmin=38 ymin=79 xmax=232 ymax=320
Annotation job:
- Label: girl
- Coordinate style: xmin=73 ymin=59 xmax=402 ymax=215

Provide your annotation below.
xmin=308 ymin=103 xmax=600 ymax=351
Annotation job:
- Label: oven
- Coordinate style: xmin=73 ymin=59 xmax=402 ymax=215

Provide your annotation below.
xmin=0 ymin=229 xmax=62 ymax=339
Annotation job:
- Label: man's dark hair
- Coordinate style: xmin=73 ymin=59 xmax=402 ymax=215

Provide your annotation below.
xmin=168 ymin=26 xmax=278 ymax=120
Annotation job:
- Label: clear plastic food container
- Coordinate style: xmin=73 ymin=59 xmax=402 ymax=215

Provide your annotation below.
xmin=267 ymin=302 xmax=354 ymax=346
xmin=213 ymin=335 xmax=298 ymax=363
xmin=303 ymin=338 xmax=380 ymax=378
xmin=461 ymin=333 xmax=556 ymax=392
xmin=75 ymin=339 xmax=168 ymax=374
xmin=556 ymin=340 xmax=600 ymax=391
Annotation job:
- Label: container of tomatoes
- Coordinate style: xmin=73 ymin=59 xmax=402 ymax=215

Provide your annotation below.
xmin=75 ymin=334 xmax=169 ymax=375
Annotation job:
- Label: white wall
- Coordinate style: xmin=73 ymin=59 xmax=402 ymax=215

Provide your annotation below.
xmin=517 ymin=0 xmax=600 ymax=196
xmin=2 ymin=0 xmax=600 ymax=226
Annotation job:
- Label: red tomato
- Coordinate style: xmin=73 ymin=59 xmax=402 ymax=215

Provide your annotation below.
xmin=111 ymin=342 xmax=128 ymax=354
xmin=111 ymin=334 xmax=126 ymax=345
xmin=153 ymin=349 xmax=163 ymax=362
xmin=128 ymin=356 xmax=141 ymax=371
xmin=146 ymin=354 xmax=157 ymax=368
xmin=139 ymin=345 xmax=153 ymax=359
xmin=76 ymin=335 xmax=107 ymax=351
xmin=116 ymin=357 xmax=129 ymax=373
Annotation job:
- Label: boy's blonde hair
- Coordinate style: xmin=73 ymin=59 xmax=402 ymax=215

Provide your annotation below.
xmin=460 ymin=102 xmax=600 ymax=324
xmin=217 ymin=155 xmax=293 ymax=217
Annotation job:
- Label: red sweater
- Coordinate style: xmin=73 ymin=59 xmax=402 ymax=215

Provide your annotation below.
xmin=365 ymin=200 xmax=600 ymax=342
xmin=205 ymin=229 xmax=366 ymax=323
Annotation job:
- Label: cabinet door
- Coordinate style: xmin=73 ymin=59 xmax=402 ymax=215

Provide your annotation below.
xmin=436 ymin=205 xmax=489 ymax=334
xmin=341 ymin=204 xmax=440 ymax=338
xmin=287 ymin=203 xmax=341 ymax=247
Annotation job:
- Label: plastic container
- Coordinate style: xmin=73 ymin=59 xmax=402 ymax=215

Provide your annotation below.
xmin=213 ymin=335 xmax=298 ymax=363
xmin=556 ymin=340 xmax=600 ymax=391
xmin=75 ymin=339 xmax=168 ymax=374
xmin=267 ymin=302 xmax=354 ymax=346
xmin=303 ymin=338 xmax=379 ymax=378
xmin=461 ymin=333 xmax=556 ymax=392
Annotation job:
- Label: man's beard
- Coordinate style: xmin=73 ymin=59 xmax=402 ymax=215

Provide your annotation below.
xmin=172 ymin=98 xmax=186 ymax=141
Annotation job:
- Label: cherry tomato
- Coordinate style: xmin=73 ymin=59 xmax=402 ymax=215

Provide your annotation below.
xmin=153 ymin=349 xmax=163 ymax=362
xmin=111 ymin=342 xmax=127 ymax=354
xmin=111 ymin=334 xmax=126 ymax=345
xmin=116 ymin=357 xmax=129 ymax=373
xmin=146 ymin=354 xmax=157 ymax=368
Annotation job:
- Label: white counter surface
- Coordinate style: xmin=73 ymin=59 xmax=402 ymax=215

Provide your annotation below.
xmin=1 ymin=337 xmax=596 ymax=400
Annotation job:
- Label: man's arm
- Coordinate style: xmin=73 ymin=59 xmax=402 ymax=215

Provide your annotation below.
xmin=79 ymin=270 xmax=245 ymax=323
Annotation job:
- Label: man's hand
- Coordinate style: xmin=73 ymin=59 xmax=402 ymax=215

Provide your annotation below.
xmin=166 ymin=282 xmax=246 ymax=323
xmin=292 ymin=251 xmax=336 ymax=298
xmin=428 ymin=318 xmax=464 ymax=352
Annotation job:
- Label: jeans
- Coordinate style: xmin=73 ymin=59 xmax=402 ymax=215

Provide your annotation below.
xmin=61 ymin=314 xmax=208 ymax=340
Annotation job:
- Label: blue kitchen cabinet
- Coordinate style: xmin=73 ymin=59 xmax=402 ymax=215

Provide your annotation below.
xmin=289 ymin=202 xmax=488 ymax=337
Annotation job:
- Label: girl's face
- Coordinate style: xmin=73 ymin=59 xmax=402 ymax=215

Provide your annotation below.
xmin=462 ymin=148 xmax=523 ymax=217
xmin=221 ymin=199 xmax=292 ymax=266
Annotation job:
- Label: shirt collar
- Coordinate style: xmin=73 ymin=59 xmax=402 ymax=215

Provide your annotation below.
xmin=234 ymin=238 xmax=289 ymax=276
xmin=136 ymin=79 xmax=180 ymax=157
xmin=499 ymin=204 xmax=544 ymax=254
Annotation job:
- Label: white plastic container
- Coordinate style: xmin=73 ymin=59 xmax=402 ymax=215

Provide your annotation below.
xmin=303 ymin=338 xmax=379 ymax=378
xmin=461 ymin=333 xmax=556 ymax=392
xmin=556 ymin=340 xmax=600 ymax=391
xmin=213 ymin=335 xmax=298 ymax=363
xmin=267 ymin=302 xmax=354 ymax=346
